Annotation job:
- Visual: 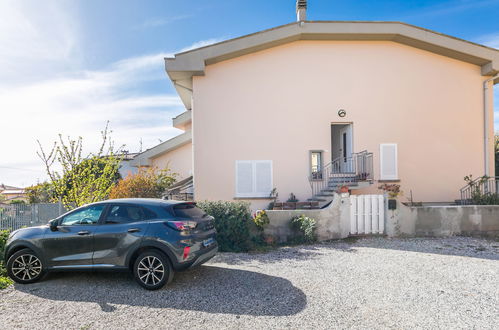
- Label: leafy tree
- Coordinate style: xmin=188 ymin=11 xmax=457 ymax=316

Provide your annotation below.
xmin=9 ymin=200 xmax=26 ymax=205
xmin=38 ymin=123 xmax=124 ymax=209
xmin=109 ymin=167 xmax=176 ymax=199
xmin=25 ymin=182 xmax=55 ymax=204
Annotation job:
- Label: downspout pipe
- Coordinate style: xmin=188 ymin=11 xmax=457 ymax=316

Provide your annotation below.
xmin=483 ymin=74 xmax=498 ymax=176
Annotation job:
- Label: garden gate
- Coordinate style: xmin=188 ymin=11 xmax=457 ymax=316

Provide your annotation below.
xmin=349 ymin=195 xmax=385 ymax=235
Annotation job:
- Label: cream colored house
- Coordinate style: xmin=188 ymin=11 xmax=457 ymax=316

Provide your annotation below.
xmin=133 ymin=5 xmax=498 ymax=209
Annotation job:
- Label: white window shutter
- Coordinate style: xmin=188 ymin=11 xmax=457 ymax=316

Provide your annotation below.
xmin=380 ymin=144 xmax=398 ymax=180
xmin=235 ymin=160 xmax=272 ymax=197
xmin=255 ymin=161 xmax=272 ymax=196
xmin=236 ymin=161 xmax=254 ymax=196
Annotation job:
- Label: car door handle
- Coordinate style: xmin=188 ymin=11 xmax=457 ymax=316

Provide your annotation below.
xmin=128 ymin=228 xmax=141 ymax=233
xmin=77 ymin=230 xmax=90 ymax=236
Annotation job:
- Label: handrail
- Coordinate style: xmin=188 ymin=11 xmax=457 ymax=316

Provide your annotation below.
xmin=459 ymin=176 xmax=499 ymax=205
xmin=309 ymin=151 xmax=373 ymax=197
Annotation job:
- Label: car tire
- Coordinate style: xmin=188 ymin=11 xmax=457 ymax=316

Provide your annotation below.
xmin=7 ymin=248 xmax=46 ymax=284
xmin=133 ymin=250 xmax=174 ymax=290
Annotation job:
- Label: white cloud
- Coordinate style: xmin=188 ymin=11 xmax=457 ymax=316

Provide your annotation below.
xmin=0 ymin=0 xmax=80 ymax=85
xmin=179 ymin=38 xmax=226 ymax=52
xmin=0 ymin=53 xmax=185 ymax=186
xmin=476 ymin=32 xmax=499 ymax=49
xmin=0 ymin=0 xmax=227 ymax=187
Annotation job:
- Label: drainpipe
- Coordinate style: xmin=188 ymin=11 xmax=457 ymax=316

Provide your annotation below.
xmin=483 ymin=74 xmax=498 ymax=176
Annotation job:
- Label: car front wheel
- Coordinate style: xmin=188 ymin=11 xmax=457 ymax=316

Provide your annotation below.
xmin=133 ymin=250 xmax=173 ymax=290
xmin=7 ymin=248 xmax=46 ymax=284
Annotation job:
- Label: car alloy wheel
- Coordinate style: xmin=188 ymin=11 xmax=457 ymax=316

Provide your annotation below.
xmin=133 ymin=250 xmax=173 ymax=290
xmin=137 ymin=256 xmax=165 ymax=286
xmin=7 ymin=249 xmax=45 ymax=284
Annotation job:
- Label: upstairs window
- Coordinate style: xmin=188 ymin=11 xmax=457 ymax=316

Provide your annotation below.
xmin=235 ymin=160 xmax=273 ymax=198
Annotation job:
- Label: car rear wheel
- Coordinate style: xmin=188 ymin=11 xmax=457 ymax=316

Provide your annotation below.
xmin=133 ymin=250 xmax=173 ymax=290
xmin=7 ymin=248 xmax=46 ymax=284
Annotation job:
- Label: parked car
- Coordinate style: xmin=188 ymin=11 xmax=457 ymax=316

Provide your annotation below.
xmin=4 ymin=199 xmax=217 ymax=290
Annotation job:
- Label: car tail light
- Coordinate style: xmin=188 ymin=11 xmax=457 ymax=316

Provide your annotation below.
xmin=166 ymin=220 xmax=197 ymax=231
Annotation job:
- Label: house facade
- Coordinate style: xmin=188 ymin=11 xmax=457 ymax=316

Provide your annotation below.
xmin=0 ymin=184 xmax=27 ymax=203
xmin=133 ymin=9 xmax=499 ymax=209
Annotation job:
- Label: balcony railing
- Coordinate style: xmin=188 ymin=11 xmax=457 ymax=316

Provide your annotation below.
xmin=309 ymin=150 xmax=373 ymax=197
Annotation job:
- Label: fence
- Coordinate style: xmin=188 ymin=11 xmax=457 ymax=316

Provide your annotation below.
xmin=0 ymin=203 xmax=66 ymax=231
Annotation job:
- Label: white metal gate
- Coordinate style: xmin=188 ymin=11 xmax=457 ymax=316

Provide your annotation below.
xmin=349 ymin=195 xmax=385 ymax=235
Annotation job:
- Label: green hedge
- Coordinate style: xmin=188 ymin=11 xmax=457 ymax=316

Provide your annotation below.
xmin=197 ymin=201 xmax=253 ymax=252
xmin=0 ymin=230 xmax=8 ymax=263
xmin=0 ymin=230 xmax=12 ymax=289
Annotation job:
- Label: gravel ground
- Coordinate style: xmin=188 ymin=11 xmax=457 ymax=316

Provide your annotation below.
xmin=0 ymin=237 xmax=497 ymax=330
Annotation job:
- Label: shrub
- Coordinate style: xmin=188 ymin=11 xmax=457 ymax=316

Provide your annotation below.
xmin=109 ymin=168 xmax=176 ymax=199
xmin=197 ymin=201 xmax=252 ymax=252
xmin=463 ymin=175 xmax=499 ymax=205
xmin=0 ymin=230 xmax=12 ymax=289
xmin=290 ymin=215 xmax=317 ymax=243
xmin=25 ymin=182 xmax=55 ymax=204
xmin=0 ymin=230 xmax=8 ymax=263
xmin=252 ymin=210 xmax=270 ymax=229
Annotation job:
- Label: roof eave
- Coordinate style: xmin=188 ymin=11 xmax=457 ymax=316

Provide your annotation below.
xmin=165 ymin=21 xmax=499 ymax=108
xmin=130 ymin=131 xmax=192 ymax=167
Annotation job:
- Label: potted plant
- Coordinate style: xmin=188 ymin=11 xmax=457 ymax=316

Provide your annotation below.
xmin=378 ymin=183 xmax=401 ymax=210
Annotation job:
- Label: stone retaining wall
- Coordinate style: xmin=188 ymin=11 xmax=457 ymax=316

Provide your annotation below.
xmin=264 ymin=193 xmax=499 ymax=242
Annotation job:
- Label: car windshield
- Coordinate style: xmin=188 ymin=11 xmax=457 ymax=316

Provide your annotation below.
xmin=172 ymin=203 xmax=206 ymax=218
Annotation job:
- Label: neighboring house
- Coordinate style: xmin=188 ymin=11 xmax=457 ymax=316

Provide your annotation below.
xmin=0 ymin=184 xmax=27 ymax=203
xmin=118 ymin=152 xmax=139 ymax=178
xmin=137 ymin=2 xmax=499 ymax=209
xmin=130 ymin=114 xmax=192 ymax=181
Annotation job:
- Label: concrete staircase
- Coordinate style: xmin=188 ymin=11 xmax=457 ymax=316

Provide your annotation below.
xmin=309 ymin=175 xmax=372 ymax=208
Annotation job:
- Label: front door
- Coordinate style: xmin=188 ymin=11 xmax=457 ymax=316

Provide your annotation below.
xmin=339 ymin=124 xmax=353 ymax=172
xmin=41 ymin=204 xmax=105 ymax=268
xmin=92 ymin=204 xmax=151 ymax=267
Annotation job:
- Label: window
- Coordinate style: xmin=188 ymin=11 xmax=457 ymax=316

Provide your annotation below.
xmin=173 ymin=203 xmax=206 ymax=218
xmin=60 ymin=205 xmax=104 ymax=226
xmin=310 ymin=151 xmax=323 ymax=180
xmin=235 ymin=160 xmax=272 ymax=198
xmin=104 ymin=205 xmax=143 ymax=224
xmin=380 ymin=143 xmax=398 ymax=180
xmin=142 ymin=207 xmax=158 ymax=220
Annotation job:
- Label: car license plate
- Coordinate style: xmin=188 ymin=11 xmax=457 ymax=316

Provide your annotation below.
xmin=203 ymin=238 xmax=214 ymax=247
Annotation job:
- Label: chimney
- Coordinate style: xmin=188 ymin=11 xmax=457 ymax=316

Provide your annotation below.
xmin=296 ymin=0 xmax=307 ymax=21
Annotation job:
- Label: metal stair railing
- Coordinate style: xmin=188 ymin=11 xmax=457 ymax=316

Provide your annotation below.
xmin=309 ymin=150 xmax=373 ymax=197
xmin=459 ymin=176 xmax=499 ymax=205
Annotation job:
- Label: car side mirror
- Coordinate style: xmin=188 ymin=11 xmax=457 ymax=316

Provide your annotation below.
xmin=49 ymin=219 xmax=59 ymax=231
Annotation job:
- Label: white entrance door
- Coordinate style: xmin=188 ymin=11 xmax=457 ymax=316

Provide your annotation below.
xmin=339 ymin=124 xmax=353 ymax=172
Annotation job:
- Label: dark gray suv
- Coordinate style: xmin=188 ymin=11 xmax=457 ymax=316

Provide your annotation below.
xmin=4 ymin=199 xmax=217 ymax=290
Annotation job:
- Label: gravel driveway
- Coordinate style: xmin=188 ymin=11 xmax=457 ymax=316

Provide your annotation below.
xmin=0 ymin=237 xmax=497 ymax=329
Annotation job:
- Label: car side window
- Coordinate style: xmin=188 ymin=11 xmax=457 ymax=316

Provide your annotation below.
xmin=105 ymin=205 xmax=143 ymax=224
xmin=142 ymin=207 xmax=157 ymax=220
xmin=60 ymin=205 xmax=104 ymax=226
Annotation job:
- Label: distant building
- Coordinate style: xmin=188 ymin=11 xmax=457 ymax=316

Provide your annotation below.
xmin=119 ymin=153 xmax=139 ymax=178
xmin=0 ymin=184 xmax=27 ymax=203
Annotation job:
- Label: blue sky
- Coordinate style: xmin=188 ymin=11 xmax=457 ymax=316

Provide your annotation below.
xmin=0 ymin=0 xmax=498 ymax=187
